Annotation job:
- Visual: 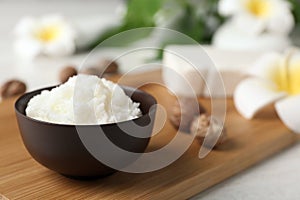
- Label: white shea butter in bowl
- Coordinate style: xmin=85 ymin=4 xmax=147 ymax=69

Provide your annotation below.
xmin=25 ymin=75 xmax=141 ymax=125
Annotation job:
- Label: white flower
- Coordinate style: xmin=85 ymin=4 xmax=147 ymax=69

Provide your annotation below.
xmin=14 ymin=14 xmax=76 ymax=59
xmin=218 ymin=0 xmax=295 ymax=35
xmin=212 ymin=19 xmax=292 ymax=51
xmin=234 ymin=49 xmax=300 ymax=133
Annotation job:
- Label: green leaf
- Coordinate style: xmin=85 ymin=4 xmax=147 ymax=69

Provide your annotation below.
xmin=288 ymin=0 xmax=300 ymax=24
xmin=123 ymin=0 xmax=163 ymax=28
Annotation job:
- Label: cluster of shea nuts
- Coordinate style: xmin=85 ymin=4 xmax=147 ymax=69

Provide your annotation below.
xmin=59 ymin=59 xmax=119 ymax=83
xmin=169 ymin=97 xmax=227 ymax=148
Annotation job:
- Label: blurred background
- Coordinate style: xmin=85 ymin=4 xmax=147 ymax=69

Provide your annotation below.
xmin=1 ymin=0 xmax=300 ymax=93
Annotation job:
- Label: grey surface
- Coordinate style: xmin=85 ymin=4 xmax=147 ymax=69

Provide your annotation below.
xmin=192 ymin=143 xmax=300 ymax=200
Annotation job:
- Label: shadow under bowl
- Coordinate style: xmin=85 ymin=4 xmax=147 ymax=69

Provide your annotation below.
xmin=15 ymin=86 xmax=157 ymax=179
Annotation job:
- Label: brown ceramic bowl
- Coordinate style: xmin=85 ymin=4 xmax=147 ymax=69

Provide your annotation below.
xmin=15 ymin=86 xmax=157 ymax=179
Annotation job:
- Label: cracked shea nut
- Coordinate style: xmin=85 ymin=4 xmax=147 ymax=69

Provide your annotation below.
xmin=169 ymin=97 xmax=205 ymax=132
xmin=190 ymin=114 xmax=227 ymax=148
xmin=59 ymin=66 xmax=78 ymax=83
xmin=0 ymin=80 xmax=26 ymax=99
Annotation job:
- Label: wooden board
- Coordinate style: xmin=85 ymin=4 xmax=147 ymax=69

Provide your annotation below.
xmin=0 ymin=70 xmax=298 ymax=200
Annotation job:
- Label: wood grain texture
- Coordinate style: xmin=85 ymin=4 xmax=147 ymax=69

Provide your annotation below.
xmin=0 ymin=70 xmax=298 ymax=200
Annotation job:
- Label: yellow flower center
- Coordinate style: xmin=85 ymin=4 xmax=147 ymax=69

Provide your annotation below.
xmin=245 ymin=0 xmax=271 ymax=18
xmin=272 ymin=54 xmax=300 ymax=95
xmin=34 ymin=25 xmax=62 ymax=43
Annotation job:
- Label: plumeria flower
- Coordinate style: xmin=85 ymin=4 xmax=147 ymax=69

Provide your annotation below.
xmin=14 ymin=14 xmax=76 ymax=59
xmin=212 ymin=19 xmax=291 ymax=51
xmin=234 ymin=49 xmax=300 ymax=133
xmin=218 ymin=0 xmax=295 ymax=35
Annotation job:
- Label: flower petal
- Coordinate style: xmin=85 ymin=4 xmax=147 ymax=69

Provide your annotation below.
xmin=267 ymin=11 xmax=294 ymax=35
xmin=212 ymin=20 xmax=291 ymax=51
xmin=285 ymin=48 xmax=300 ymax=95
xmin=14 ymin=16 xmax=36 ymax=37
xmin=218 ymin=0 xmax=241 ymax=16
xmin=267 ymin=0 xmax=294 ymax=35
xmin=248 ymin=52 xmax=282 ymax=80
xmin=234 ymin=78 xmax=287 ymax=119
xmin=39 ymin=14 xmax=65 ymax=27
xmin=232 ymin=14 xmax=266 ymax=35
xmin=275 ymin=95 xmax=300 ymax=134
xmin=14 ymin=38 xmax=42 ymax=60
xmin=43 ymin=40 xmax=75 ymax=56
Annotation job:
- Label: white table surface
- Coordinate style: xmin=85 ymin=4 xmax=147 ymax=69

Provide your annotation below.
xmin=1 ymin=1 xmax=300 ymax=199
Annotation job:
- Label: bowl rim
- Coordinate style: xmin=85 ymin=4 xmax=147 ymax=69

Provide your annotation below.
xmin=15 ymin=85 xmax=157 ymax=127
